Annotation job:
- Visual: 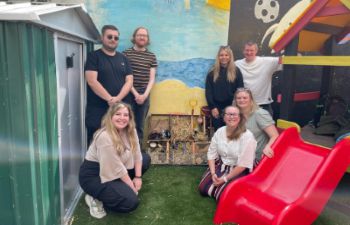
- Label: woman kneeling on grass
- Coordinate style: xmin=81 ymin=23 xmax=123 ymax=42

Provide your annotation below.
xmin=198 ymin=106 xmax=257 ymax=200
xmin=233 ymin=88 xmax=279 ymax=166
xmin=79 ymin=102 xmax=151 ymax=219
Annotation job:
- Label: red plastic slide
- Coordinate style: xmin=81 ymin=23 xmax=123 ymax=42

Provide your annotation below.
xmin=214 ymin=127 xmax=350 ymax=225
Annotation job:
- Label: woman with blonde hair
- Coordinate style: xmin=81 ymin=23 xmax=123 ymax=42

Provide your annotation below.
xmin=79 ymin=102 xmax=151 ymax=219
xmin=234 ymin=88 xmax=279 ymax=165
xmin=205 ymin=45 xmax=244 ymax=130
xmin=199 ymin=106 xmax=257 ymax=200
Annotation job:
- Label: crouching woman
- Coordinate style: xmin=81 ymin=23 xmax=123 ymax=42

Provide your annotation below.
xmin=198 ymin=106 xmax=256 ymax=201
xmin=79 ymin=102 xmax=151 ymax=219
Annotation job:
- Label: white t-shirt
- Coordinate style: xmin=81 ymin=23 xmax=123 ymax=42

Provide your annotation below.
xmin=207 ymin=126 xmax=257 ymax=171
xmin=235 ymin=57 xmax=282 ymax=105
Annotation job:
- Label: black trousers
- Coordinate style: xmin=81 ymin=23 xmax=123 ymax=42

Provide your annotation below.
xmin=259 ymin=103 xmax=273 ymax=116
xmin=85 ymin=96 xmax=133 ymax=146
xmin=79 ymin=152 xmax=151 ymax=213
xmin=211 ymin=107 xmax=225 ymax=131
xmin=86 ymin=107 xmax=107 ymax=146
xmin=131 ymin=97 xmax=150 ymax=146
xmin=86 ymin=126 xmax=99 ymax=147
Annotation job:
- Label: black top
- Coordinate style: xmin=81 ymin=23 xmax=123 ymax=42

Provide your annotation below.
xmin=85 ymin=49 xmax=133 ymax=128
xmin=205 ymin=67 xmax=244 ymax=110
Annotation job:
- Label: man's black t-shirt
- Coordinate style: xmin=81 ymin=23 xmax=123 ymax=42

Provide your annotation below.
xmin=85 ymin=49 xmax=133 ymax=128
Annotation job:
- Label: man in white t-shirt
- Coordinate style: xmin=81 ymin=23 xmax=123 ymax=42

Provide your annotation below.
xmin=235 ymin=42 xmax=282 ymax=114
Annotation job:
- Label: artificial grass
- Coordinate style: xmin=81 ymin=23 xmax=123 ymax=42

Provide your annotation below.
xmin=72 ymin=166 xmax=216 ymax=225
xmin=71 ymin=165 xmax=350 ymax=225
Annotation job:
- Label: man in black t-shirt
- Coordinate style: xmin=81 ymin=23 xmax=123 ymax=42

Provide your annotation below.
xmin=85 ymin=25 xmax=133 ymax=144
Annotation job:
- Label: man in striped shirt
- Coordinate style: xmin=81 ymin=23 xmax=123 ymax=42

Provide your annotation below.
xmin=123 ymin=27 xmax=158 ymax=146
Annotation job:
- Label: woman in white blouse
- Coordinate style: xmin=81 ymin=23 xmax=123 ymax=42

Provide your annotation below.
xmin=79 ymin=102 xmax=151 ymax=219
xmin=198 ymin=105 xmax=257 ymax=200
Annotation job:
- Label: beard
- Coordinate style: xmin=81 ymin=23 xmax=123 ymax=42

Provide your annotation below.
xmin=135 ymin=40 xmax=148 ymax=48
xmin=103 ymin=43 xmax=117 ymax=52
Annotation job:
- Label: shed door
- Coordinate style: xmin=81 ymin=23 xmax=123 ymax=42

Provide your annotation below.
xmin=56 ymin=37 xmax=85 ymax=219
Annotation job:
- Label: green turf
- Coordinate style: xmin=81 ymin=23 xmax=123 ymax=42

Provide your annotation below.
xmin=71 ymin=165 xmax=350 ymax=225
xmin=72 ymin=166 xmax=216 ymax=225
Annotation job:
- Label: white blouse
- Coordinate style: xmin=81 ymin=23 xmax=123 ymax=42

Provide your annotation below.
xmin=207 ymin=126 xmax=257 ymax=170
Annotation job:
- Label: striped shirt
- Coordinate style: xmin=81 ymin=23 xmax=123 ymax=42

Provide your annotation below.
xmin=123 ymin=47 xmax=158 ymax=93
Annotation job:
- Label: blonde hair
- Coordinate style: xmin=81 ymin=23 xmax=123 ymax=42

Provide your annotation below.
xmin=99 ymin=102 xmax=138 ymax=155
xmin=224 ymin=106 xmax=247 ymax=140
xmin=233 ymin=88 xmax=259 ymax=116
xmin=211 ymin=46 xmax=236 ymax=83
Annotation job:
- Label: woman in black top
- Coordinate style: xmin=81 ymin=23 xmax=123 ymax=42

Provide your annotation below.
xmin=205 ymin=45 xmax=244 ymax=130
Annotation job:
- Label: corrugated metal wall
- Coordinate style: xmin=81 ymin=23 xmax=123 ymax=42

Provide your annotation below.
xmin=0 ymin=21 xmax=60 ymax=225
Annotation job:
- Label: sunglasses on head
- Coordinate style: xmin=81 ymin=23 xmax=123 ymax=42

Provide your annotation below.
xmin=236 ymin=87 xmax=251 ymax=92
xmin=107 ymin=35 xmax=119 ymax=41
xmin=220 ymin=45 xmax=231 ymax=49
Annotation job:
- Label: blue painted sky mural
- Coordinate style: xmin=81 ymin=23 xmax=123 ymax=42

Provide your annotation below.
xmin=84 ymin=0 xmax=230 ymax=88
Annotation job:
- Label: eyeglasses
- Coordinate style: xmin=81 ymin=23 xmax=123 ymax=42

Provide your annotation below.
xmin=107 ymin=35 xmax=119 ymax=41
xmin=136 ymin=34 xmax=148 ymax=38
xmin=224 ymin=113 xmax=240 ymax=117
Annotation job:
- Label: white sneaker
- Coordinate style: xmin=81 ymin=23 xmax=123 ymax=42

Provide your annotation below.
xmin=85 ymin=194 xmax=107 ymax=219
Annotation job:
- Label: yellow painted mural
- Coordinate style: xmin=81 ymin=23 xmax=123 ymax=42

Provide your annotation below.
xmin=207 ymin=0 xmax=230 ymax=10
xmin=149 ymin=80 xmax=207 ymax=115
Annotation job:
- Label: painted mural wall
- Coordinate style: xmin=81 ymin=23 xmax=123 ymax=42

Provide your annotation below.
xmin=228 ymin=0 xmax=350 ymax=124
xmin=85 ymin=0 xmax=231 ymax=115
xmin=84 ymin=0 xmax=350 ymax=123
xmin=229 ymin=0 xmax=299 ymax=58
xmin=229 ymin=0 xmax=349 ymax=58
xmin=84 ymin=0 xmax=310 ymax=115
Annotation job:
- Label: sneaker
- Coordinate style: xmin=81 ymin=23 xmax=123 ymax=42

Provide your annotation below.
xmin=85 ymin=194 xmax=107 ymax=219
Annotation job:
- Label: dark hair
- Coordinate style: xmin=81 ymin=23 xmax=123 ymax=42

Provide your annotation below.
xmin=223 ymin=106 xmax=247 ymax=140
xmin=101 ymin=25 xmax=119 ymax=36
xmin=131 ymin=27 xmax=150 ymax=45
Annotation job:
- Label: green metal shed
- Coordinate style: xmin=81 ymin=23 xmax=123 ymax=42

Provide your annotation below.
xmin=0 ymin=2 xmax=99 ymax=224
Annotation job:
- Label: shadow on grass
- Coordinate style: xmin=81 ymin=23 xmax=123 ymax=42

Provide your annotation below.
xmin=71 ymin=165 xmax=350 ymax=225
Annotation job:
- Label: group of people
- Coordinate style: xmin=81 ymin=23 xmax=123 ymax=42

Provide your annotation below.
xmin=84 ymin=25 xmax=157 ymax=145
xmin=199 ymin=43 xmax=281 ymax=200
xmin=80 ymin=25 xmax=156 ymax=219
xmin=79 ymin=24 xmax=282 ymax=219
